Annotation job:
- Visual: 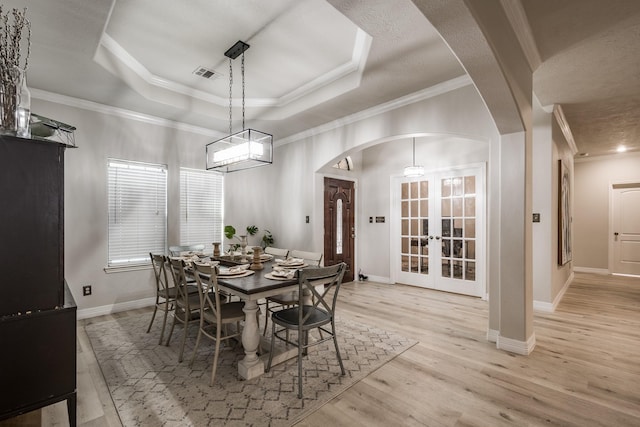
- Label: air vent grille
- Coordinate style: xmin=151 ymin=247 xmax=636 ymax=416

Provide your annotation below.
xmin=193 ymin=66 xmax=219 ymax=79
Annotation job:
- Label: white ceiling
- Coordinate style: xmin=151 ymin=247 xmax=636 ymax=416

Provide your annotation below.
xmin=4 ymin=0 xmax=639 ymax=157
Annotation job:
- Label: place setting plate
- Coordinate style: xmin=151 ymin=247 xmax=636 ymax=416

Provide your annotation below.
xmin=217 ymin=265 xmax=253 ymax=278
xmin=264 ymin=272 xmax=296 ymax=281
xmin=274 ymin=258 xmax=307 ymax=269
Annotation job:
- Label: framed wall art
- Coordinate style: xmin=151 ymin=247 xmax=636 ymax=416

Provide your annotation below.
xmin=558 ymin=159 xmax=572 ymax=265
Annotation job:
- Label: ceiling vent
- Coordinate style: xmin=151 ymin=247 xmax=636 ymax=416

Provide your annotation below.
xmin=193 ymin=66 xmax=219 ymax=80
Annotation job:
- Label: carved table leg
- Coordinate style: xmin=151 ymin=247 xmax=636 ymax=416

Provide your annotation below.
xmin=238 ymin=299 xmax=264 ymax=379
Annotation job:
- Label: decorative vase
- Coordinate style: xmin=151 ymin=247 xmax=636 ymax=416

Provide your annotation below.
xmin=239 ymin=235 xmax=248 ymax=262
xmin=0 ymin=67 xmax=21 ymax=135
xmin=212 ymin=242 xmax=221 ymax=258
xmin=16 ymin=70 xmax=31 ymax=138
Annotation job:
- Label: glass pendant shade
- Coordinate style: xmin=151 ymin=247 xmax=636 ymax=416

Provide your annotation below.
xmin=205 ymin=40 xmax=273 ymax=173
xmin=206 ymin=128 xmax=273 ymax=172
xmin=403 ymin=165 xmax=424 ymax=177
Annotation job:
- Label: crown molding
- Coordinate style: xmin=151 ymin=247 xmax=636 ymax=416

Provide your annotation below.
xmin=276 ymin=75 xmax=474 ymax=146
xmin=31 ymin=88 xmax=221 ymax=137
xmin=574 ymin=149 xmax=640 ymax=163
xmin=96 ymin=29 xmax=371 ymax=116
xmin=31 ymin=74 xmax=474 ymax=145
xmin=553 ymin=104 xmax=579 ymax=155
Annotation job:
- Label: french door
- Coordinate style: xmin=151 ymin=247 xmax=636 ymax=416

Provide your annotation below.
xmin=392 ymin=165 xmax=485 ymax=297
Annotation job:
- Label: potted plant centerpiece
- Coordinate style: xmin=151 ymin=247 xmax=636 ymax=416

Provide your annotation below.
xmin=261 ymin=229 xmax=274 ymax=249
xmin=224 ymin=225 xmax=258 ymax=262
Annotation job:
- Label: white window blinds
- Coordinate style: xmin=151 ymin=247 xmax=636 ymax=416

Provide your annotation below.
xmin=108 ymin=159 xmax=167 ymax=266
xmin=179 ymin=168 xmax=224 ymax=247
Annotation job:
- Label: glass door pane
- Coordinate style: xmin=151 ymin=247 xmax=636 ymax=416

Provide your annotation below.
xmin=400 ymin=179 xmax=429 ymax=276
xmin=440 ymin=175 xmax=476 ymax=282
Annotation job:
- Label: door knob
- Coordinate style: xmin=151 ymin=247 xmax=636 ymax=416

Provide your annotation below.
xmin=435 ymin=236 xmax=441 ymax=240
xmin=614 ymin=232 xmax=619 ymax=236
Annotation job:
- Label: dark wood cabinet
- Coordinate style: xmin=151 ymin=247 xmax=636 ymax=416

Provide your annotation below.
xmin=0 ymin=135 xmax=76 ymax=425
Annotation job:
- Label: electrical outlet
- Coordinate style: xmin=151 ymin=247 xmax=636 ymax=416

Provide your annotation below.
xmin=83 ymin=285 xmax=92 ymax=296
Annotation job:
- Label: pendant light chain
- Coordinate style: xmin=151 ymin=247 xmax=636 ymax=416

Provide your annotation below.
xmin=241 ymin=51 xmax=246 ymax=131
xmin=228 ymin=57 xmax=233 ymax=135
xmin=207 ymin=40 xmax=273 ymax=172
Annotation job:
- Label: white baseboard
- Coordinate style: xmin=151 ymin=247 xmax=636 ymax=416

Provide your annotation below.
xmin=573 ymin=266 xmax=610 ymax=275
xmin=77 ymin=297 xmax=156 ymax=320
xmin=497 ymin=332 xmax=536 ymax=355
xmin=533 ymin=300 xmax=554 ymax=313
xmin=533 ymin=271 xmax=574 ymax=313
xmin=362 ymin=275 xmax=393 ymax=284
xmin=487 ymin=329 xmax=499 ymax=343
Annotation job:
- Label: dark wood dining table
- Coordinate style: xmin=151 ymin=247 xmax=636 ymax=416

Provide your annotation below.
xmin=216 ymin=261 xmax=301 ymax=380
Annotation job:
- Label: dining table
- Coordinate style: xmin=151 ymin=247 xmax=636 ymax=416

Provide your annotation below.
xmin=212 ymin=258 xmax=306 ymax=380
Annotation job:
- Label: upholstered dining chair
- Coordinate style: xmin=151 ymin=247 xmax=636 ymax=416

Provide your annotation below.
xmin=190 ymin=262 xmax=245 ymax=386
xmin=265 ymin=263 xmax=347 ymax=399
xmin=165 ymin=257 xmax=203 ymax=362
xmin=169 ymin=244 xmax=206 ymax=256
xmin=146 ymin=253 xmax=176 ymax=345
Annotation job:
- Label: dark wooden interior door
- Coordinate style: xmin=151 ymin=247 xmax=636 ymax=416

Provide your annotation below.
xmin=324 ymin=177 xmax=355 ymax=282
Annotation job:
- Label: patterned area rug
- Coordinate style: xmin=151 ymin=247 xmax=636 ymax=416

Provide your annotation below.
xmin=85 ymin=312 xmax=416 ymax=426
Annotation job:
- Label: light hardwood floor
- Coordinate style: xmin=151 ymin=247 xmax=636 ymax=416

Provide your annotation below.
xmin=15 ymin=272 xmax=640 ymax=426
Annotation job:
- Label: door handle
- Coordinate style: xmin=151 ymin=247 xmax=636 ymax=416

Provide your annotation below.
xmin=435 ymin=236 xmax=441 ymax=240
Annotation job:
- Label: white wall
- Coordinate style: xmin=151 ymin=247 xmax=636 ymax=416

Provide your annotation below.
xmin=532 ymin=101 xmax=574 ymax=310
xmin=225 ymin=82 xmax=500 ymax=287
xmin=35 ymin=81 xmax=501 ymax=317
xmin=358 ymin=136 xmax=490 ymax=281
xmin=574 ymin=153 xmax=640 ymax=271
xmin=32 ymin=97 xmax=217 ymax=314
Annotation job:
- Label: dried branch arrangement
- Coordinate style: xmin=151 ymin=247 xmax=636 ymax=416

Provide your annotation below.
xmin=0 ymin=6 xmax=30 ymax=131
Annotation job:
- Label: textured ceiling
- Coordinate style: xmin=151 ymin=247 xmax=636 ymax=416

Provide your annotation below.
xmin=2 ymin=0 xmax=638 ymax=157
xmin=522 ymin=0 xmax=640 ymax=157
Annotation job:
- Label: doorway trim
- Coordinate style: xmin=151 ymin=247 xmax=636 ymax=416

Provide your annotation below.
xmin=608 ymin=180 xmax=640 ymax=276
xmin=320 ymin=173 xmax=358 ymax=277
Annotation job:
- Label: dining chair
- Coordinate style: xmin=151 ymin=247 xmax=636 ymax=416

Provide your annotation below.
xmin=265 ymin=262 xmax=347 ymax=399
xmin=189 ymin=262 xmax=245 ymax=386
xmin=146 ymin=253 xmax=177 ymax=345
xmin=169 ymin=244 xmax=206 ymax=256
xmin=165 ymin=257 xmax=203 ymax=362
xmin=264 ymin=246 xmax=289 ymax=258
xmin=262 ymin=249 xmax=323 ymax=335
xmin=258 ymin=247 xmax=289 ymax=331
xmin=289 ymin=249 xmax=323 ymax=266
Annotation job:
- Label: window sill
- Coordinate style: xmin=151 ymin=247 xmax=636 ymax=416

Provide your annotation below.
xmin=104 ymin=264 xmax=152 ymax=274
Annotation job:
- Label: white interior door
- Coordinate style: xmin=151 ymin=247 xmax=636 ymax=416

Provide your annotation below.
xmin=392 ymin=165 xmax=485 ymax=297
xmin=611 ymin=183 xmax=640 ymax=276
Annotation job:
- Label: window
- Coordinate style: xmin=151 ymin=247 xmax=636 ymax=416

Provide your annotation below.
xmin=332 ymin=156 xmax=353 ymax=171
xmin=180 ymin=168 xmax=224 ymax=247
xmin=108 ymin=159 xmax=167 ymax=267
